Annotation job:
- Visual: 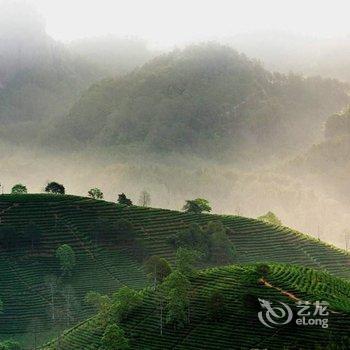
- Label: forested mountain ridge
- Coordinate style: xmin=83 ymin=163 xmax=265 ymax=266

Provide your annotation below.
xmin=55 ymin=43 xmax=350 ymax=161
xmin=287 ymin=107 xmax=350 ymax=206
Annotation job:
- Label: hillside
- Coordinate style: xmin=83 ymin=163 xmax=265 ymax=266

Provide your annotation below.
xmin=42 ymin=263 xmax=350 ymax=350
xmin=55 ymin=43 xmax=350 ymax=160
xmin=1 ymin=194 xmax=350 ymax=347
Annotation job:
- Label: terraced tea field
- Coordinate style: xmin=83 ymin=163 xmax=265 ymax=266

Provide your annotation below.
xmin=0 ymin=194 xmax=350 ymax=347
xmin=42 ymin=263 xmax=350 ymax=350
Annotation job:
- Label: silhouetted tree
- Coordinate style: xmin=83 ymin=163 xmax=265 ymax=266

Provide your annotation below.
xmin=183 ymin=198 xmax=211 ymax=214
xmin=11 ymin=184 xmax=27 ymax=194
xmin=45 ymin=182 xmax=65 ymax=195
xmin=88 ymin=188 xmax=104 ymax=199
xmin=118 ymin=193 xmax=133 ymax=206
xmin=138 ymin=190 xmax=151 ymax=207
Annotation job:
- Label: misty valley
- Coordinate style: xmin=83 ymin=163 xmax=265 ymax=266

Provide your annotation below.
xmin=1 ymin=1 xmax=350 ymax=349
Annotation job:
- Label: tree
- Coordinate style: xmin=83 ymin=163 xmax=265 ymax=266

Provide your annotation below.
xmin=0 ymin=340 xmax=21 ymax=350
xmin=85 ymin=291 xmax=112 ymax=326
xmin=210 ymin=228 xmax=236 ymax=264
xmin=207 ymin=290 xmax=226 ymax=321
xmin=176 ymin=248 xmax=201 ymax=276
xmin=110 ymin=286 xmax=142 ymax=323
xmin=138 ymin=191 xmax=151 ymax=207
xmin=60 ymin=285 xmax=79 ymax=327
xmin=183 ymin=198 xmax=211 ymax=214
xmin=118 ymin=193 xmax=133 ymax=206
xmin=115 ymin=219 xmax=135 ymax=241
xmin=258 ymin=211 xmax=282 ymax=226
xmin=88 ymin=188 xmax=104 ymax=199
xmin=56 ymin=244 xmax=76 ymax=276
xmin=162 ymin=271 xmax=191 ymax=329
xmin=45 ymin=182 xmax=65 ymax=195
xmin=23 ymin=222 xmax=42 ymax=251
xmin=101 ymin=324 xmax=130 ymax=350
xmin=144 ymin=256 xmax=172 ymax=288
xmin=11 ymin=184 xmax=27 ymax=194
xmin=44 ymin=275 xmax=60 ymax=323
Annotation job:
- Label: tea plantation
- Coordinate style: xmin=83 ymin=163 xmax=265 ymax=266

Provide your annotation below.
xmin=0 ymin=194 xmax=349 ymax=348
xmin=42 ymin=263 xmax=350 ymax=350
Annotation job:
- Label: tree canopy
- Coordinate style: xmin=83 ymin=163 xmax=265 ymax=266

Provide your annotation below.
xmin=45 ymin=182 xmax=65 ymax=195
xmin=11 ymin=184 xmax=27 ymax=194
xmin=183 ymin=198 xmax=211 ymax=214
xmin=56 ymin=244 xmax=76 ymax=276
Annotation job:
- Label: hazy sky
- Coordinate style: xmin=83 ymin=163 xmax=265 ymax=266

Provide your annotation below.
xmin=23 ymin=0 xmax=350 ymax=47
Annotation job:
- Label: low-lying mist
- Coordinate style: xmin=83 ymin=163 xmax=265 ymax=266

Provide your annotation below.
xmin=2 ymin=141 xmax=348 ymax=249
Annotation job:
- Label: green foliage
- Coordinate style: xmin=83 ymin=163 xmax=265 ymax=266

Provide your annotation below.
xmin=101 ymin=324 xmax=130 ymax=350
xmin=117 ymin=193 xmax=133 ymax=206
xmin=11 ymin=184 xmax=27 ymax=194
xmin=173 ymin=221 xmax=235 ymax=264
xmin=258 ymin=211 xmax=282 ymax=226
xmin=209 ymin=224 xmax=236 ymax=264
xmin=110 ymin=286 xmax=142 ymax=323
xmin=162 ymin=271 xmax=191 ymax=328
xmin=45 ymin=182 xmax=65 ymax=195
xmin=144 ymin=256 xmax=172 ymax=287
xmin=175 ymin=248 xmax=201 ymax=276
xmin=56 ymin=244 xmax=76 ymax=276
xmin=183 ymin=198 xmax=211 ymax=214
xmin=0 ymin=340 xmax=21 ymax=350
xmin=41 ymin=262 xmax=350 ymax=349
xmin=61 ymin=44 xmax=349 ymax=159
xmin=88 ymin=188 xmax=104 ymax=199
xmin=207 ymin=290 xmax=226 ymax=321
xmin=85 ymin=291 xmax=111 ymax=316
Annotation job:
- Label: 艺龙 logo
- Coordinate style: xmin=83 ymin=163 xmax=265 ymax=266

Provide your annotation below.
xmin=258 ymin=298 xmax=293 ymax=328
xmin=258 ymin=299 xmax=329 ymax=329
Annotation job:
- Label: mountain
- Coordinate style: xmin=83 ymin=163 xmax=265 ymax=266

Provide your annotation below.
xmin=0 ymin=2 xmax=102 ymax=129
xmin=55 ymin=43 xmax=350 ymax=161
xmin=42 ymin=263 xmax=350 ymax=350
xmin=1 ymin=194 xmax=350 ymax=348
xmin=287 ymin=107 xmax=350 ymax=207
xmin=0 ymin=2 xmax=155 ymax=145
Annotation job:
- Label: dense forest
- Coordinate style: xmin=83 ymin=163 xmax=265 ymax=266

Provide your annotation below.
xmin=53 ymin=44 xmax=349 ymax=161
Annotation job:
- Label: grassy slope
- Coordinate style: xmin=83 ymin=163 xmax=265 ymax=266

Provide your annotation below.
xmin=0 ymin=194 xmax=350 ymax=343
xmin=42 ymin=263 xmax=350 ymax=350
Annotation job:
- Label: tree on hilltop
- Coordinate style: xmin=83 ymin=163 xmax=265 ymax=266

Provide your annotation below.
xmin=45 ymin=182 xmax=65 ymax=195
xmin=118 ymin=193 xmax=133 ymax=206
xmin=258 ymin=211 xmax=282 ymax=226
xmin=11 ymin=184 xmax=27 ymax=194
xmin=138 ymin=190 xmax=151 ymax=207
xmin=183 ymin=198 xmax=211 ymax=214
xmin=88 ymin=188 xmax=104 ymax=199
